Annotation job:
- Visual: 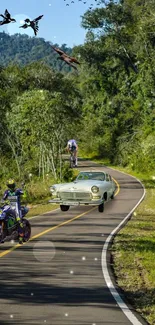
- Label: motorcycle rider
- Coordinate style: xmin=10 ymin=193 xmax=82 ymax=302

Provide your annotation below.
xmin=1 ymin=179 xmax=27 ymax=244
xmin=67 ymin=139 xmax=78 ymax=167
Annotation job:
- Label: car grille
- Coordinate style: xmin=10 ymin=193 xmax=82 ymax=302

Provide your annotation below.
xmin=59 ymin=192 xmax=92 ymax=201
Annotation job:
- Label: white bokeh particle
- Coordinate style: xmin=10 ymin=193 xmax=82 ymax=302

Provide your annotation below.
xmin=65 ymin=313 xmax=68 ymax=317
xmin=94 ymin=258 xmax=98 ymax=261
xmin=7 ymin=14 xmax=34 ymax=37
xmin=33 ymin=240 xmax=56 ymax=263
xmin=70 ymin=270 xmax=74 ymax=274
xmin=31 ymin=292 xmax=34 ymax=296
xmin=49 ymin=3 xmax=51 ymax=6
xmin=10 ymin=314 xmax=14 ymax=318
xmin=82 ymin=256 xmax=86 ymax=260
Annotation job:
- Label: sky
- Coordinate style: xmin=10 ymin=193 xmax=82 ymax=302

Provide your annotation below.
xmin=0 ymin=0 xmax=102 ymax=47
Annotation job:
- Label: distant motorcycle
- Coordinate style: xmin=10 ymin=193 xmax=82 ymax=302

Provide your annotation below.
xmin=0 ymin=196 xmax=31 ymax=243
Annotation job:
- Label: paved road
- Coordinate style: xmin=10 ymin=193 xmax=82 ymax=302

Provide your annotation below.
xmin=0 ymin=160 xmax=148 ymax=325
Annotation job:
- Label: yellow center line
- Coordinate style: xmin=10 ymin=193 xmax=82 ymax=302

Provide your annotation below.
xmin=0 ymin=244 xmax=21 ymax=258
xmin=113 ymin=177 xmax=120 ymax=196
xmin=0 ymin=207 xmax=96 ymax=258
xmin=0 ymin=177 xmax=120 ymax=258
xmin=30 ymin=206 xmax=97 ymax=241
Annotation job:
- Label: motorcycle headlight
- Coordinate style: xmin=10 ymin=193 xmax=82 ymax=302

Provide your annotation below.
xmin=91 ymin=186 xmax=99 ymax=193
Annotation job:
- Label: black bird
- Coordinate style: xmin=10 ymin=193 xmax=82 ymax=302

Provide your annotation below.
xmin=0 ymin=9 xmax=16 ymax=25
xmin=19 ymin=15 xmax=43 ymax=36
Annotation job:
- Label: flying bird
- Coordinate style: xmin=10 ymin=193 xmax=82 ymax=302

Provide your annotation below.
xmin=51 ymin=45 xmax=80 ymax=70
xmin=60 ymin=57 xmax=78 ymax=70
xmin=0 ymin=9 xmax=16 ymax=25
xmin=19 ymin=15 xmax=43 ymax=36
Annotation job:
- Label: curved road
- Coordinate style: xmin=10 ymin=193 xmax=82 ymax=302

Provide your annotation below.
xmin=0 ymin=160 xmax=148 ymax=325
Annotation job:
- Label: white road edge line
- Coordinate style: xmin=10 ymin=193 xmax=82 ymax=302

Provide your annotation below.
xmin=101 ymin=169 xmax=146 ymax=325
xmin=28 ymin=164 xmax=145 ymax=324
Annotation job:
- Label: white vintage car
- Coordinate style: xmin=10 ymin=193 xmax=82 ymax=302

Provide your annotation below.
xmin=49 ymin=171 xmax=116 ymax=212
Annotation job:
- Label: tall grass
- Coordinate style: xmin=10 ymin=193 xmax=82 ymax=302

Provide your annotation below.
xmin=110 ymin=166 xmax=155 ymax=325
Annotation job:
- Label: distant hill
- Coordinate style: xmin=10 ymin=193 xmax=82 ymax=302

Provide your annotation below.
xmin=0 ymin=32 xmax=73 ymax=72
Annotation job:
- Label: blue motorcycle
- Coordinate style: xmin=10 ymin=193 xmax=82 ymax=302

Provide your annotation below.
xmin=0 ymin=196 xmax=31 ymax=243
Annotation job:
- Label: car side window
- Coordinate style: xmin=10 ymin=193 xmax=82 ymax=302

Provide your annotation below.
xmin=77 ymin=173 xmax=89 ymax=180
xmin=77 ymin=174 xmax=84 ymax=180
xmin=109 ymin=175 xmax=112 ymax=181
xmin=83 ymin=175 xmax=89 ymax=180
xmin=106 ymin=174 xmax=109 ymax=181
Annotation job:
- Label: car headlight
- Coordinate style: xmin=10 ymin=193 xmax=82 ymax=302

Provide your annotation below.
xmin=50 ymin=186 xmax=57 ymax=193
xmin=91 ymin=186 xmax=99 ymax=193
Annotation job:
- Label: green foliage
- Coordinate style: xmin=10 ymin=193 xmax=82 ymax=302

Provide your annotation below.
xmin=0 ymin=32 xmax=73 ymax=73
xmin=1 ymin=0 xmax=155 ymax=190
xmin=112 ymin=182 xmax=155 ymax=325
xmin=0 ymin=62 xmax=82 ymax=184
xmin=72 ymin=0 xmax=155 ymax=172
xmin=60 ymin=162 xmax=75 ymax=182
xmin=24 ymin=178 xmax=53 ymax=203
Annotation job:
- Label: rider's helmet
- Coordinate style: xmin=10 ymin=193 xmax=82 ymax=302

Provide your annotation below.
xmin=6 ymin=179 xmax=16 ymax=190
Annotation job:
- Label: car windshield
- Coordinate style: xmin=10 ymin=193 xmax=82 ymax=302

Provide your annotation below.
xmin=76 ymin=172 xmax=105 ymax=181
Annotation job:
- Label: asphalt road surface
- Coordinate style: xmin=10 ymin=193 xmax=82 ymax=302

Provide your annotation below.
xmin=0 ymin=160 xmax=148 ymax=325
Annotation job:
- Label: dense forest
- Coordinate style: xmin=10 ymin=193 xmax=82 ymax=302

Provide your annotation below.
xmin=0 ymin=0 xmax=155 ymax=187
xmin=0 ymin=32 xmax=72 ymax=72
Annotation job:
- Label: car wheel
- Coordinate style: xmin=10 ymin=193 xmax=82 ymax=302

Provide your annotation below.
xmin=60 ymin=205 xmax=70 ymax=212
xmin=98 ymin=202 xmax=104 ymax=213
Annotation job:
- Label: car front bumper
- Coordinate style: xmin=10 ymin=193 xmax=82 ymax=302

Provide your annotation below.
xmin=49 ymin=198 xmax=104 ymax=206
